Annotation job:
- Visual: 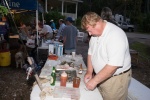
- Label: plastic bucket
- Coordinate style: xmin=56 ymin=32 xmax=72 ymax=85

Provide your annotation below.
xmin=0 ymin=50 xmax=11 ymax=67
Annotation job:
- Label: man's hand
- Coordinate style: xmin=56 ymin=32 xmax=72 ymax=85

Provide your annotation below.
xmin=84 ymin=72 xmax=92 ymax=83
xmin=84 ymin=71 xmax=98 ymax=91
xmin=85 ymin=78 xmax=98 ymax=90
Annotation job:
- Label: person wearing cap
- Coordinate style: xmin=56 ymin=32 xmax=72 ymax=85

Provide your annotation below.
xmin=50 ymin=19 xmax=56 ymax=30
xmin=61 ymin=17 xmax=78 ymax=54
xmin=81 ymin=12 xmax=131 ymax=100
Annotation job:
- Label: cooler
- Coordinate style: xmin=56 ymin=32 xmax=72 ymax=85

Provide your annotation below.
xmin=0 ymin=50 xmax=11 ymax=67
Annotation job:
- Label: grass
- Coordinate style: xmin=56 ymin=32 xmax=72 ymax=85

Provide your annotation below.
xmin=130 ymin=42 xmax=150 ymax=59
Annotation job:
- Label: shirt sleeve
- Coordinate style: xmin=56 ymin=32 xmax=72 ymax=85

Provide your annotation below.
xmin=88 ymin=37 xmax=93 ymax=55
xmin=107 ymin=33 xmax=127 ymax=66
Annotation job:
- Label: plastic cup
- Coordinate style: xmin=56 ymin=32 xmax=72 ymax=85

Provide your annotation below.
xmin=73 ymin=77 xmax=80 ymax=88
xmin=72 ymin=52 xmax=76 ymax=58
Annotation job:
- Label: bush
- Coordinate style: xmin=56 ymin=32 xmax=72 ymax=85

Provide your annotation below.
xmin=136 ymin=13 xmax=150 ymax=33
xmin=75 ymin=17 xmax=82 ymax=29
xmin=44 ymin=11 xmax=65 ymax=28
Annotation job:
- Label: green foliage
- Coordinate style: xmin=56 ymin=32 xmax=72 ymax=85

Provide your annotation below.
xmin=78 ymin=0 xmax=150 ymax=32
xmin=0 ymin=6 xmax=8 ymax=16
xmin=134 ymin=13 xmax=150 ymax=32
xmin=130 ymin=42 xmax=150 ymax=59
xmin=44 ymin=11 xmax=65 ymax=28
xmin=75 ymin=17 xmax=82 ymax=27
xmin=142 ymin=13 xmax=150 ymax=32
xmin=13 ymin=13 xmax=35 ymax=26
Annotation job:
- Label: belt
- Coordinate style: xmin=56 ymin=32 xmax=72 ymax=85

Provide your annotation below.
xmin=113 ymin=68 xmax=131 ymax=77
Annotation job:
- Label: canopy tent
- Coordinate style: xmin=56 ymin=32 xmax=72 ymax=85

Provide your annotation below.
xmin=1 ymin=0 xmax=38 ymax=11
xmin=1 ymin=0 xmax=44 ymax=45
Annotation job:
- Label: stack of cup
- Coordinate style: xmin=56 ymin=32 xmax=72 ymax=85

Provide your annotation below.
xmin=72 ymin=52 xmax=76 ymax=58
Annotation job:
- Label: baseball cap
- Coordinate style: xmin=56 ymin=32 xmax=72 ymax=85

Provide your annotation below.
xmin=66 ymin=17 xmax=73 ymax=23
xmin=50 ymin=19 xmax=53 ymax=22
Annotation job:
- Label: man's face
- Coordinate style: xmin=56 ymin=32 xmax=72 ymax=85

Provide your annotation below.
xmin=65 ymin=20 xmax=69 ymax=25
xmin=86 ymin=21 xmax=102 ymax=36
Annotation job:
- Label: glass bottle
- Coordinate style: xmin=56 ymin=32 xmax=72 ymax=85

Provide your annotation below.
xmin=60 ymin=71 xmax=67 ymax=87
xmin=51 ymin=67 xmax=56 ymax=86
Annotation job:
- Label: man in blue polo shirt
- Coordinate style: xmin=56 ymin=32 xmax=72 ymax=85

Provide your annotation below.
xmin=62 ymin=17 xmax=78 ymax=54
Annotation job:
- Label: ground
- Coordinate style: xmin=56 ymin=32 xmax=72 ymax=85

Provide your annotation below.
xmin=0 ymin=36 xmax=150 ymax=100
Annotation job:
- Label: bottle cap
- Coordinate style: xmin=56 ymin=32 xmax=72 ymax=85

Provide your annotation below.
xmin=61 ymin=71 xmax=67 ymax=77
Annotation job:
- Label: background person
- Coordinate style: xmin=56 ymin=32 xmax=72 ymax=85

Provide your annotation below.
xmin=18 ymin=22 xmax=30 ymax=51
xmin=101 ymin=7 xmax=118 ymax=25
xmin=38 ymin=22 xmax=53 ymax=39
xmin=0 ymin=16 xmax=9 ymax=42
xmin=62 ymin=17 xmax=78 ymax=54
xmin=57 ymin=19 xmax=66 ymax=42
xmin=50 ymin=19 xmax=56 ymax=30
xmin=81 ymin=12 xmax=131 ymax=100
xmin=50 ymin=20 xmax=56 ymax=38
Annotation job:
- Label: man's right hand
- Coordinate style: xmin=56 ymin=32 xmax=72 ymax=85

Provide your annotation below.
xmin=84 ymin=72 xmax=92 ymax=83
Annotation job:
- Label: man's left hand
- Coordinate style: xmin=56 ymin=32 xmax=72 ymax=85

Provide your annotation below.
xmin=85 ymin=78 xmax=97 ymax=90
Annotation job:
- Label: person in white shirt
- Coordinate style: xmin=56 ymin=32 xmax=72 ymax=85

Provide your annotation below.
xmin=38 ymin=22 xmax=53 ymax=39
xmin=81 ymin=12 xmax=131 ymax=100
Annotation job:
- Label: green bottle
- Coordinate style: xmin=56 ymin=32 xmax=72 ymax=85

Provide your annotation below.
xmin=51 ymin=67 xmax=56 ymax=86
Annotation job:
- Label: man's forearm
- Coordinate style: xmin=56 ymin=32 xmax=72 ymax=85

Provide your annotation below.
xmin=87 ymin=55 xmax=93 ymax=74
xmin=63 ymin=36 xmax=66 ymax=44
xmin=93 ymin=64 xmax=118 ymax=84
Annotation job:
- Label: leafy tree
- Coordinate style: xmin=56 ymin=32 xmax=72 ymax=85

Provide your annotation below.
xmin=0 ymin=5 xmax=8 ymax=17
xmin=44 ymin=11 xmax=65 ymax=28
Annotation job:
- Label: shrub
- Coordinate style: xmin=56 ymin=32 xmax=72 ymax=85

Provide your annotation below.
xmin=44 ymin=11 xmax=65 ymax=28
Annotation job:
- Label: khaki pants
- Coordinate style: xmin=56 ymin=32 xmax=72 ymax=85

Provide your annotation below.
xmin=98 ymin=69 xmax=132 ymax=100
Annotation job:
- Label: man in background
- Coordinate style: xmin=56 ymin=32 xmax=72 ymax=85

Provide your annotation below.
xmin=62 ymin=17 xmax=78 ymax=54
xmin=38 ymin=22 xmax=53 ymax=39
xmin=57 ymin=19 xmax=66 ymax=42
xmin=101 ymin=7 xmax=118 ymax=25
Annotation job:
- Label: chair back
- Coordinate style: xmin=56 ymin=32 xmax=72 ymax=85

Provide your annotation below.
xmin=77 ymin=32 xmax=84 ymax=42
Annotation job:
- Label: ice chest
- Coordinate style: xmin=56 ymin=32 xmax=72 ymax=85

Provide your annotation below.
xmin=55 ymin=44 xmax=63 ymax=57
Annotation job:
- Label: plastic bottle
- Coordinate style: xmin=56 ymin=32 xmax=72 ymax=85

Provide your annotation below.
xmin=60 ymin=71 xmax=67 ymax=87
xmin=50 ymin=67 xmax=56 ymax=86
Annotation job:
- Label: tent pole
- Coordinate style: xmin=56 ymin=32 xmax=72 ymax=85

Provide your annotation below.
xmin=36 ymin=10 xmax=38 ymax=46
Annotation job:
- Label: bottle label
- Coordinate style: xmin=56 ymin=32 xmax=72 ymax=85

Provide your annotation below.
xmin=50 ymin=76 xmax=54 ymax=84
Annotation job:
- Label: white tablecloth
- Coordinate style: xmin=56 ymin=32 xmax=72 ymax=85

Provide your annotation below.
xmin=30 ymin=55 xmax=103 ymax=100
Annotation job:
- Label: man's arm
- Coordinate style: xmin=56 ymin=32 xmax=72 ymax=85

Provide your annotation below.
xmin=84 ymin=55 xmax=94 ymax=83
xmin=63 ymin=36 xmax=66 ymax=45
xmin=85 ymin=64 xmax=118 ymax=90
xmin=93 ymin=64 xmax=118 ymax=84
xmin=87 ymin=55 xmax=94 ymax=74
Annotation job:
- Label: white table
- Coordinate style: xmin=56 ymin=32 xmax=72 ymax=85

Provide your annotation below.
xmin=30 ymin=55 xmax=103 ymax=100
